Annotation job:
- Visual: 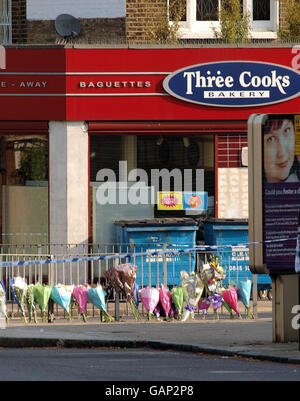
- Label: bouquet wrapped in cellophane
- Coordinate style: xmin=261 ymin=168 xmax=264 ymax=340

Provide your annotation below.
xmin=50 ymin=284 xmax=74 ymax=320
xmin=208 ymin=293 xmax=224 ymax=319
xmin=221 ymin=286 xmax=241 ymax=319
xmin=159 ymin=285 xmax=172 ymax=319
xmin=33 ymin=282 xmax=52 ymax=323
xmin=200 ymin=256 xmax=225 ymax=295
xmin=181 ymin=271 xmax=204 ymax=321
xmin=237 ymin=279 xmax=254 ymax=318
xmin=104 ymin=263 xmax=140 ymax=320
xmin=10 ymin=277 xmax=28 ymax=323
xmin=0 ymin=280 xmax=8 ymax=324
xmin=171 ymin=286 xmax=186 ymax=320
xmin=199 ymin=256 xmax=225 ymax=320
xmin=140 ymin=286 xmax=159 ymax=320
xmin=88 ymin=285 xmax=114 ymax=322
xmin=198 ymin=298 xmax=211 ymax=319
xmin=25 ymin=284 xmax=37 ymax=323
xmin=72 ymin=285 xmax=89 ymax=322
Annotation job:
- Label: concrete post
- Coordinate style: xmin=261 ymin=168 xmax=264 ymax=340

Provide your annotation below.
xmin=272 ymin=274 xmax=298 ymax=342
xmin=49 ymin=121 xmax=89 ymax=284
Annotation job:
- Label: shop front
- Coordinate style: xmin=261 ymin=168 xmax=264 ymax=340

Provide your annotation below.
xmin=0 ymin=46 xmax=299 ymax=251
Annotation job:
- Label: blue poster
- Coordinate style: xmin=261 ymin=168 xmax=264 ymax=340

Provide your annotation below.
xmin=182 ymin=192 xmax=207 ymax=211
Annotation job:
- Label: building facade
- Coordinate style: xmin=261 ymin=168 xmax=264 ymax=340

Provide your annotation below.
xmin=3 ymin=0 xmax=298 ymax=44
xmin=0 ymin=0 xmax=299 ymax=254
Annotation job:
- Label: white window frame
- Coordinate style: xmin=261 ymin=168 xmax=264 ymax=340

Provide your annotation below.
xmin=171 ymin=0 xmax=278 ymax=40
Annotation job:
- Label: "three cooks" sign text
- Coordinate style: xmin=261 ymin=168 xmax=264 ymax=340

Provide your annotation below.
xmin=163 ymin=61 xmax=300 ymax=107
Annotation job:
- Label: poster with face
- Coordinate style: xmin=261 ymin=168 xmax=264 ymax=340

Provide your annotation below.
xmin=262 ymin=115 xmax=300 ymax=273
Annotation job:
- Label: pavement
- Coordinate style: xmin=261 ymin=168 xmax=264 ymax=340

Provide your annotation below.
xmin=1 ymin=301 xmax=300 ymax=365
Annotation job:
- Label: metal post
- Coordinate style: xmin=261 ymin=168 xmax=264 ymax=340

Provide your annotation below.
xmin=162 ymin=243 xmax=167 ymax=287
xmin=115 ymin=290 xmax=120 ymax=322
xmin=252 ymin=273 xmax=258 ymax=318
xmin=114 ymin=257 xmax=120 ymax=321
xmin=148 ymin=252 xmax=151 ymax=287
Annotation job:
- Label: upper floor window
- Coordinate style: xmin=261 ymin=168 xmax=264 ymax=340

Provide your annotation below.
xmin=169 ymin=0 xmax=278 ymax=40
xmin=0 ymin=0 xmax=11 ymax=44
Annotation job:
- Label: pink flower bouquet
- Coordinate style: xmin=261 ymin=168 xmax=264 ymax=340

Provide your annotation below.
xmin=159 ymin=285 xmax=171 ymax=319
xmin=72 ymin=285 xmax=89 ymax=322
xmin=221 ymin=287 xmax=241 ymax=318
xmin=140 ymin=286 xmax=160 ymax=320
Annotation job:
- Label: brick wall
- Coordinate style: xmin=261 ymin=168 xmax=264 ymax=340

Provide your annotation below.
xmin=279 ymin=0 xmax=289 ymax=33
xmin=126 ymin=0 xmax=168 ymax=44
xmin=217 ymin=133 xmax=248 ymax=168
xmin=12 ymin=0 xmax=27 ymax=43
xmin=279 ymin=0 xmax=300 ymax=36
xmin=11 ymin=0 xmax=296 ymax=45
xmin=22 ymin=0 xmax=126 ymax=44
xmin=26 ymin=18 xmax=126 ymax=44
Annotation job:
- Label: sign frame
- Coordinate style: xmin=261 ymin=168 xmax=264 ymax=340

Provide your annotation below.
xmin=248 ymin=113 xmax=300 ymax=275
xmin=163 ymin=61 xmax=300 ymax=108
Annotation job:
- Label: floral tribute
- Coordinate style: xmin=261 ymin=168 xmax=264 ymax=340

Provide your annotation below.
xmin=140 ymin=286 xmax=160 ymax=320
xmin=50 ymin=284 xmax=74 ymax=320
xmin=180 ymin=271 xmax=204 ymax=321
xmin=0 ymin=280 xmax=8 ymax=323
xmin=5 ymin=252 xmax=253 ymax=324
xmin=88 ymin=285 xmax=114 ymax=322
xmin=72 ymin=285 xmax=89 ymax=322
xmin=104 ymin=263 xmax=140 ymax=320
xmin=10 ymin=277 xmax=28 ymax=323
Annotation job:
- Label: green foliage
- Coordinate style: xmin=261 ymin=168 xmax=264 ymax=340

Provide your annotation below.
xmin=214 ymin=0 xmax=251 ymax=43
xmin=151 ymin=0 xmax=186 ymax=44
xmin=16 ymin=140 xmax=48 ymax=182
xmin=279 ymin=0 xmax=300 ymax=41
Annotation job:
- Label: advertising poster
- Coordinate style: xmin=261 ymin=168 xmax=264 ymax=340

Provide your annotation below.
xmin=157 ymin=192 xmax=183 ymax=210
xmin=262 ymin=114 xmax=300 ymax=273
xmin=218 ymin=168 xmax=248 ymax=219
xmin=157 ymin=192 xmax=208 ymax=211
xmin=182 ymin=192 xmax=207 ymax=211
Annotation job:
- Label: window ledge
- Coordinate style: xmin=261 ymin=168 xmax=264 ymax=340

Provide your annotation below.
xmin=178 ymin=30 xmax=218 ymax=39
xmin=250 ymin=31 xmax=278 ymax=39
xmin=178 ymin=30 xmax=278 ymax=40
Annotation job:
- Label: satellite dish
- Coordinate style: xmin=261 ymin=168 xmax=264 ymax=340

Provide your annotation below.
xmin=55 ymin=14 xmax=81 ymax=41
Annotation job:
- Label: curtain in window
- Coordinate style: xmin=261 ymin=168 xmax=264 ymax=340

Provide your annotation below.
xmin=196 ymin=0 xmax=219 ymax=21
xmin=0 ymin=0 xmax=11 ymax=44
xmin=253 ymin=0 xmax=270 ymax=20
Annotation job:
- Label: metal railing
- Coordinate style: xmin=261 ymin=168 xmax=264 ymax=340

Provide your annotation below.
xmin=0 ymin=242 xmax=260 ymax=321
